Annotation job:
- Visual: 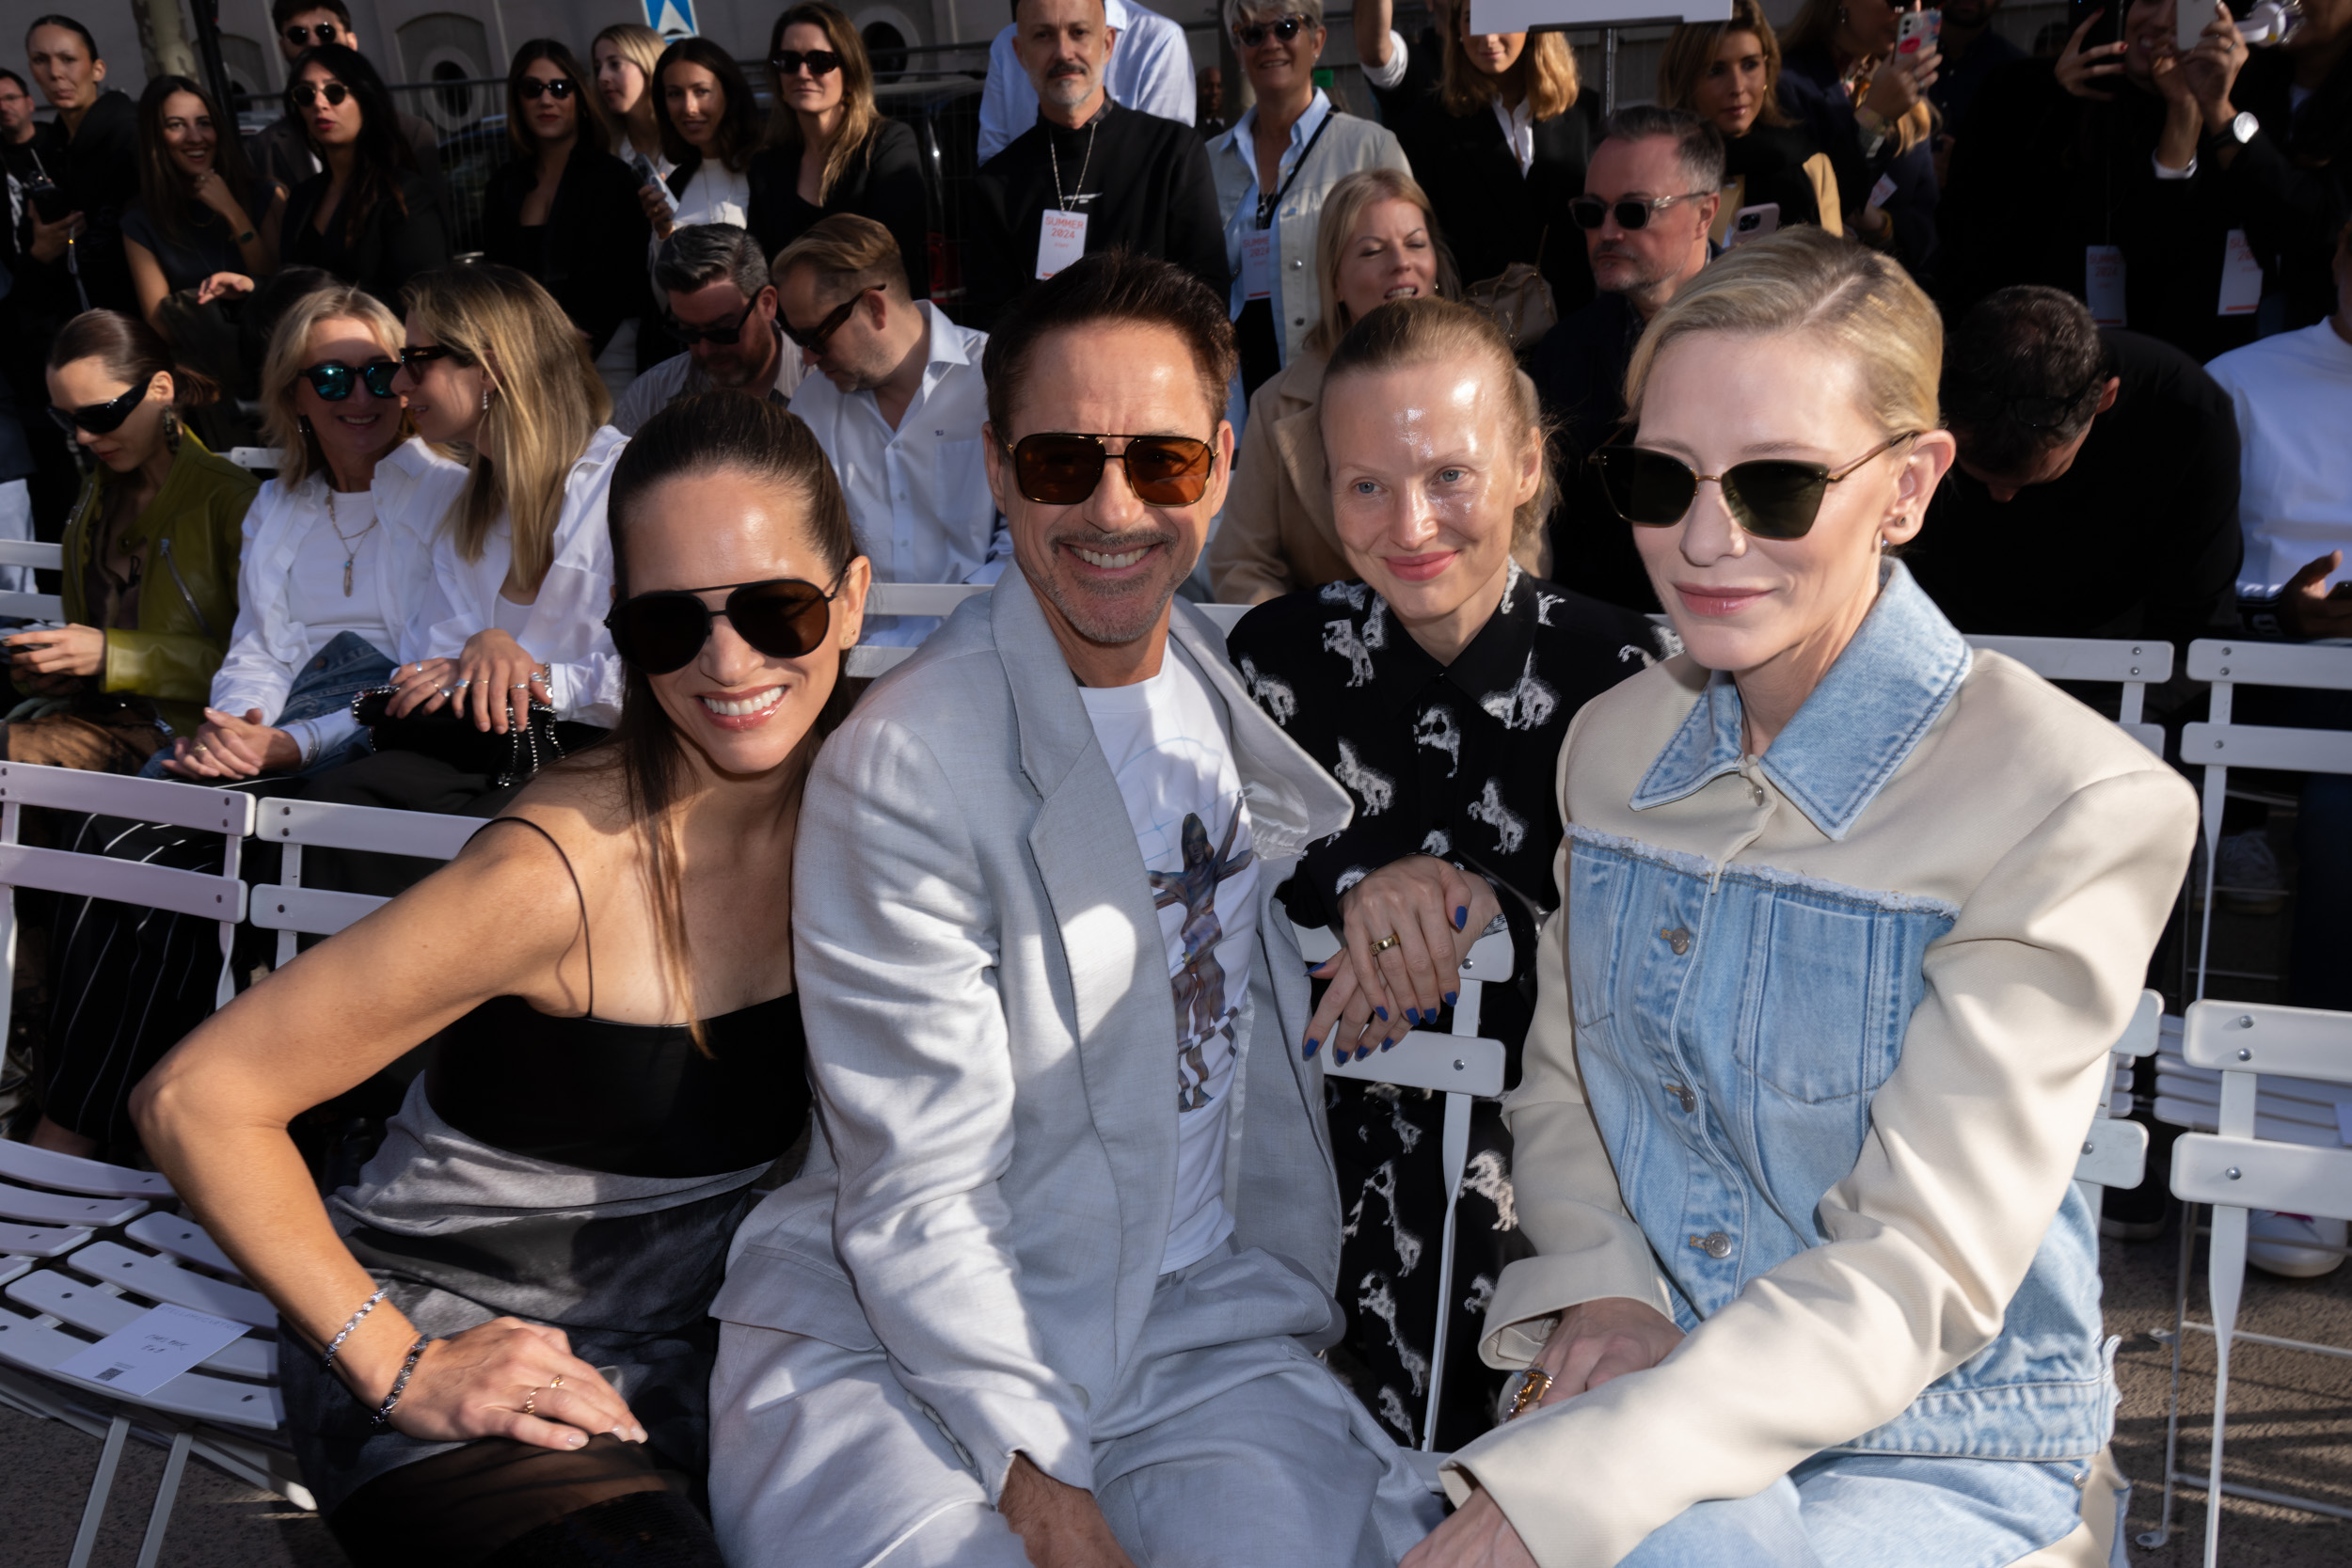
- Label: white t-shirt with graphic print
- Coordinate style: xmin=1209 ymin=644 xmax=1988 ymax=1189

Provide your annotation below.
xmin=1077 ymin=647 xmax=1261 ymax=1275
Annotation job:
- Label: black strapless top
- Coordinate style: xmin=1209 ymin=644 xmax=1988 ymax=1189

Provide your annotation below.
xmin=421 ymin=817 xmax=811 ymax=1180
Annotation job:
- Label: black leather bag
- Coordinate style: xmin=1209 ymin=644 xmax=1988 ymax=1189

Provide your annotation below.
xmin=350 ymin=688 xmax=570 ymax=787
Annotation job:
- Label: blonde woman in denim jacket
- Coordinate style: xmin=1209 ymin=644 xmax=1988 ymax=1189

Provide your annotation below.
xmin=1399 ymin=229 xmax=2197 ymax=1567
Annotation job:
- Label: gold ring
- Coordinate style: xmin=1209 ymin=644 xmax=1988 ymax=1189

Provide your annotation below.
xmin=522 ymin=1386 xmax=539 ymax=1416
xmin=1506 ymin=1368 xmax=1554 ymax=1420
xmin=548 ymin=1373 xmax=564 ymax=1390
xmin=1371 ymin=933 xmax=1402 ymax=955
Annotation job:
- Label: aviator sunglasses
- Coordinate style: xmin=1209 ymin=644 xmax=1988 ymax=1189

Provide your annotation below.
xmin=770 ymin=48 xmax=843 ymax=77
xmin=1591 ymin=433 xmax=1917 ymax=540
xmin=606 ymin=578 xmax=842 ymax=674
xmin=302 ymin=359 xmax=401 ymax=401
xmin=48 ymin=378 xmax=156 ymax=436
xmin=1568 ymin=192 xmax=1711 ymax=231
xmin=1001 ymin=433 xmax=1217 ymax=507
xmin=516 ymin=77 xmax=577 ymax=100
xmin=1235 ymin=14 xmax=1311 ymax=45
xmin=290 ymin=80 xmax=351 ymax=109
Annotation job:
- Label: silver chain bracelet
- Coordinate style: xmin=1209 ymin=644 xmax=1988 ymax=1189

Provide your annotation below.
xmin=370 ymin=1334 xmax=432 ymax=1428
xmin=321 ymin=1285 xmax=389 ymax=1372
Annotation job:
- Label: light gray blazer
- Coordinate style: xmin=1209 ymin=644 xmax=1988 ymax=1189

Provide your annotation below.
xmin=713 ymin=570 xmax=1355 ymax=1498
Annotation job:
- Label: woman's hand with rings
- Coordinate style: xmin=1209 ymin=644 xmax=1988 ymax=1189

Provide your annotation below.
xmin=380 ymin=1317 xmax=646 ymax=1451
xmin=453 ymin=629 xmax=550 ymax=735
xmin=164 ymin=706 xmax=297 ymax=779
xmin=2182 ymin=1 xmax=2249 ymax=124
xmin=2055 ymin=10 xmax=2125 ymax=102
xmin=1399 ymin=1488 xmax=1540 ymax=1568
xmin=385 ymin=657 xmax=457 ymax=719
xmin=1861 ymin=43 xmax=1939 ymax=120
xmin=1303 ymin=857 xmax=1502 ymax=1064
xmin=1525 ymin=1297 xmax=1685 ymax=1411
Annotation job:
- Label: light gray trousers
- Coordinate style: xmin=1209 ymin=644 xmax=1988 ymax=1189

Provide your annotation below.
xmin=709 ymin=1239 xmax=1445 ymax=1568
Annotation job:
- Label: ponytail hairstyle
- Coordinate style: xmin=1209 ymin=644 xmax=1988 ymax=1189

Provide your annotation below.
xmin=49 ymin=308 xmax=221 ymax=408
xmin=401 ymin=263 xmax=612 ymax=591
xmin=598 ymin=393 xmax=863 ymax=1043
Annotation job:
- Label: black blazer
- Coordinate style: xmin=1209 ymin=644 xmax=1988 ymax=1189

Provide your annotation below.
xmin=1398 ymin=95 xmax=1596 ymax=318
xmin=746 ymin=119 xmax=931 ymax=297
xmin=281 ymin=168 xmax=451 ymax=311
xmin=482 ymin=149 xmax=654 ymax=356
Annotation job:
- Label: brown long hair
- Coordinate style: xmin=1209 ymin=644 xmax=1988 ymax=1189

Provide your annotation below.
xmin=763 ymin=2 xmax=882 ymax=204
xmin=135 ymin=74 xmax=264 ymax=253
xmin=505 ymin=39 xmax=612 ymax=160
xmin=1441 ymin=18 xmax=1579 ymax=120
xmin=1657 ymin=0 xmax=1792 ymax=131
xmin=598 ymin=394 xmax=863 ymax=1042
xmin=655 ymin=37 xmax=762 ymax=173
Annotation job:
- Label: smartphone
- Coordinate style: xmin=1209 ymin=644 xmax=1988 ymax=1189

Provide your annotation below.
xmin=1896 ymin=8 xmax=1941 ymax=58
xmin=2176 ymin=0 xmax=2210 ymax=54
xmin=27 ymin=176 xmax=69 ymax=225
xmin=1727 ymin=203 xmax=1781 ymax=246
xmin=630 ymin=153 xmax=675 ymax=215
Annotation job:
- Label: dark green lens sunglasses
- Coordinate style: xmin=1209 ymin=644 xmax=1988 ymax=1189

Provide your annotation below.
xmin=301 ymin=359 xmax=402 ymax=402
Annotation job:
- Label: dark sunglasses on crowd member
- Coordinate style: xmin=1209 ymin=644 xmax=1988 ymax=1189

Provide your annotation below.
xmin=1590 ymin=433 xmax=1917 ymax=541
xmin=282 ymin=21 xmax=339 ymax=47
xmin=605 ymin=578 xmax=841 ymax=674
xmin=668 ymin=299 xmax=768 ymax=348
xmin=770 ymin=49 xmax=842 ymax=77
xmin=779 ymin=288 xmax=877 ymax=352
xmin=47 ymin=379 xmax=155 ymax=436
xmin=516 ymin=77 xmax=577 ymax=101
xmin=290 ymin=80 xmax=351 ymax=109
xmin=1001 ymin=433 xmax=1217 ymax=508
xmin=302 ymin=360 xmax=402 ymax=401
xmin=1568 ymin=192 xmax=1710 ymax=231
xmin=1234 ymin=14 xmax=1311 ymax=45
xmin=396 ymin=343 xmax=467 ymax=372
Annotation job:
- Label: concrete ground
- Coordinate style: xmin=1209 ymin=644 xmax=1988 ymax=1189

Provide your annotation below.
xmin=1 ymin=1201 xmax=2344 ymax=1567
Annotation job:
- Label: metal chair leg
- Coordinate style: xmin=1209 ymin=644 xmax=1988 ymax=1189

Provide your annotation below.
xmin=67 ymin=1412 xmax=132 ymax=1568
xmin=2138 ymin=1200 xmax=2199 ymax=1549
xmin=2201 ymin=1202 xmax=2249 ymax=1568
xmin=133 ymin=1428 xmax=194 ymax=1568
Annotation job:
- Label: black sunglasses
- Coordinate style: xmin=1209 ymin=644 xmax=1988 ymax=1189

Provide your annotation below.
xmin=282 ymin=21 xmax=339 ymax=46
xmin=48 ymin=379 xmax=153 ymax=436
xmin=605 ymin=578 xmax=841 ymax=674
xmin=396 ymin=343 xmax=466 ymax=372
xmin=290 ymin=80 xmax=351 ymax=109
xmin=780 ymin=289 xmax=876 ymax=352
xmin=301 ymin=359 xmax=401 ymax=402
xmin=771 ymin=49 xmax=843 ymax=77
xmin=1001 ymin=433 xmax=1217 ymax=507
xmin=516 ymin=77 xmax=577 ymax=101
xmin=1591 ymin=433 xmax=1917 ymax=540
xmin=1235 ymin=14 xmax=1311 ymax=45
xmin=1568 ymin=192 xmax=1711 ymax=231
xmin=669 ymin=300 xmax=762 ymax=347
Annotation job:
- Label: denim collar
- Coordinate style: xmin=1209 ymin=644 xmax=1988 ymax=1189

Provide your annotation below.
xmin=1629 ymin=561 xmax=1972 ymax=841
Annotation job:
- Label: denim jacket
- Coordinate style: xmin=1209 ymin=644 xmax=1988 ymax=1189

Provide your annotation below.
xmin=1444 ymin=564 xmax=2197 ymax=1567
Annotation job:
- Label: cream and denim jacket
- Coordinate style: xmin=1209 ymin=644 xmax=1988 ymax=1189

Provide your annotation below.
xmin=1446 ymin=563 xmax=2197 ymax=1567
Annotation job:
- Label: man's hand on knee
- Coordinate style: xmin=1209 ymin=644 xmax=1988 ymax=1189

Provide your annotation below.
xmin=1400 ymin=1488 xmax=1539 ymax=1567
xmin=999 ymin=1453 xmax=1138 ymax=1568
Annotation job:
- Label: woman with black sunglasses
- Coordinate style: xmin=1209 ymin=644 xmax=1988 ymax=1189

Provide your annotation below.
xmin=136 ymin=393 xmax=869 ymax=1568
xmin=1 ymin=309 xmax=252 ymax=778
xmin=1400 ymin=229 xmax=2191 ymax=1568
xmin=1226 ymin=296 xmax=1661 ymax=1454
xmin=277 ymin=44 xmax=452 ymax=310
xmin=745 ymin=3 xmax=930 ymax=299
xmin=482 ymin=40 xmax=654 ymax=375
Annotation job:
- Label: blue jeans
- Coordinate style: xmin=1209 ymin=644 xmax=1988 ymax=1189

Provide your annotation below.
xmin=1617 ymin=1450 xmax=2089 ymax=1568
xmin=139 ymin=631 xmax=392 ymax=781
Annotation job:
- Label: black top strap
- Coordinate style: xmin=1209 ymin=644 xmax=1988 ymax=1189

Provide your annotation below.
xmin=472 ymin=816 xmax=595 ymax=1018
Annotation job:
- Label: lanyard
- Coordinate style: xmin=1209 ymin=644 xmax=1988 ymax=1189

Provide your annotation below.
xmin=1253 ymin=107 xmax=1334 ymax=230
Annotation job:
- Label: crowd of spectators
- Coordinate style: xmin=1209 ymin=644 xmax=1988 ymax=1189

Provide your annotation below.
xmin=0 ymin=0 xmax=2344 ymax=1560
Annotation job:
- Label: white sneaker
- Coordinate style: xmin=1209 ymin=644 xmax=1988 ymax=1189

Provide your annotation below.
xmin=2246 ymin=1211 xmax=2347 ymax=1278
xmin=2215 ymin=831 xmax=2286 ymax=914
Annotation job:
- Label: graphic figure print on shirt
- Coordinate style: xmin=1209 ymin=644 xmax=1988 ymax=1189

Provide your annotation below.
xmin=1152 ymin=806 xmax=1255 ymax=1110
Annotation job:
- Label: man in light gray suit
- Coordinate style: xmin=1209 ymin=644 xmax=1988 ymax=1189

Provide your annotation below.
xmin=708 ymin=253 xmax=1441 ymax=1566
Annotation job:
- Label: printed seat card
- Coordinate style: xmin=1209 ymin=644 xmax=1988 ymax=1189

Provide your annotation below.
xmin=2086 ymin=245 xmax=2127 ymax=326
xmin=56 ymin=1302 xmax=248 ymax=1397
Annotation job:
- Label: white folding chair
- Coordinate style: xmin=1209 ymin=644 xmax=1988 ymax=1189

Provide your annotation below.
xmin=0 ymin=763 xmax=256 ymax=1053
xmin=2156 ymin=1001 xmax=2352 ymax=1565
xmin=0 ymin=537 xmax=65 ymax=623
xmin=2074 ymin=990 xmax=2163 ymax=1225
xmin=1967 ymin=635 xmax=2172 ymax=755
xmin=1293 ymin=919 xmax=1510 ymax=1456
xmin=2180 ymin=639 xmax=2352 ymax=999
xmin=223 ymin=448 xmax=278 ymax=472
xmin=246 ymin=797 xmax=485 ymax=966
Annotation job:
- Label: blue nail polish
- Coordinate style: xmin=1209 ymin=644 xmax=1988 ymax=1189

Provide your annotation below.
xmin=1444 ymin=990 xmax=1458 ymax=1007
xmin=1381 ymin=1036 xmax=1396 ymax=1052
xmin=1375 ymin=1006 xmax=1388 ymax=1022
xmin=1302 ymin=1037 xmax=1319 ymax=1060
xmin=1355 ymin=1042 xmax=1375 ymax=1061
xmin=1454 ymin=905 xmax=1469 ymax=929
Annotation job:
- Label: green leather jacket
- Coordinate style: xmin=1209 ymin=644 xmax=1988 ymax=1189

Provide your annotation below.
xmin=51 ymin=431 xmax=257 ymax=738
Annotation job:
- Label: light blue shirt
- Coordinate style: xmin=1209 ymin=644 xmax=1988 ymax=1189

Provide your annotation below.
xmin=977 ymin=0 xmax=1197 ymax=164
xmin=1211 ymin=89 xmax=1333 ymax=333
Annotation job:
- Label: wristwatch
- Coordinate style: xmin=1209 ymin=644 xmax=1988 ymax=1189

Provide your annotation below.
xmin=2226 ymin=110 xmax=2259 ymax=146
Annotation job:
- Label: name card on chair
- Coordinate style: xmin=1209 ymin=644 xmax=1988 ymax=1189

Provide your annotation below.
xmin=56 ymin=1302 xmax=249 ymax=1397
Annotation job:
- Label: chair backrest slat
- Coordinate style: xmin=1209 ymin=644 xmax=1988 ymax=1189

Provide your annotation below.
xmin=0 ymin=763 xmax=254 ymax=836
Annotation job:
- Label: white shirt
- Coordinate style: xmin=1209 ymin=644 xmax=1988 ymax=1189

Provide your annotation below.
xmin=1215 ymin=90 xmax=1334 ymax=328
xmin=413 ymin=424 xmax=630 ymax=727
xmin=976 ymin=0 xmax=1196 ymax=164
xmin=2203 ymin=319 xmax=2352 ymax=596
xmin=285 ymin=489 xmax=392 ymax=649
xmin=1363 ymin=33 xmax=1534 ymax=174
xmin=670 ymin=160 xmax=750 ymax=232
xmin=786 ymin=302 xmax=1009 ymax=645
xmin=1077 ymin=647 xmax=1260 ymax=1274
xmin=213 ymin=438 xmax=468 ymax=759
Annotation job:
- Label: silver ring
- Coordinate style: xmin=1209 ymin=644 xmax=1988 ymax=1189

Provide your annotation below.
xmin=453 ymin=678 xmax=473 ymax=689
xmin=510 ymin=682 xmax=532 ymax=690
xmin=437 ymin=685 xmax=451 ymax=696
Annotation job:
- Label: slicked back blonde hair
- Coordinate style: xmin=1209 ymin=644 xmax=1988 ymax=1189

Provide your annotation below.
xmin=1624 ymin=226 xmax=1941 ymax=440
xmin=1306 ymin=167 xmax=1459 ymax=357
xmin=261 ymin=282 xmax=409 ymax=489
xmin=1322 ymin=296 xmax=1556 ymax=546
xmin=403 ymin=264 xmax=612 ymax=588
xmin=772 ymin=212 xmax=910 ymax=302
xmin=1442 ymin=20 xmax=1579 ymax=120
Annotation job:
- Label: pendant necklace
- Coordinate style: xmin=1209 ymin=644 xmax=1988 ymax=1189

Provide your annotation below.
xmin=326 ymin=486 xmax=378 ymax=596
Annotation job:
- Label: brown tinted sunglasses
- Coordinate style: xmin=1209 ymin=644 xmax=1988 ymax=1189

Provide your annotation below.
xmin=1000 ymin=433 xmax=1217 ymax=506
